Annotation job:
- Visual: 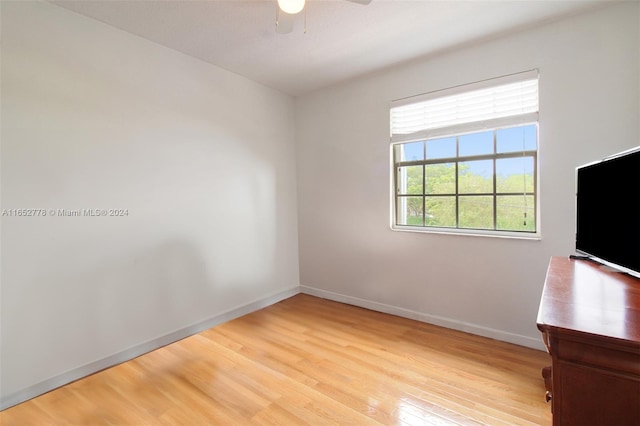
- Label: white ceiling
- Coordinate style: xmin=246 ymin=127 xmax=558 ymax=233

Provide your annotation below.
xmin=51 ymin=0 xmax=612 ymax=96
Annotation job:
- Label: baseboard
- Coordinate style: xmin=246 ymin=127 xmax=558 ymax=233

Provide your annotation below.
xmin=0 ymin=286 xmax=300 ymax=411
xmin=300 ymin=285 xmax=546 ymax=352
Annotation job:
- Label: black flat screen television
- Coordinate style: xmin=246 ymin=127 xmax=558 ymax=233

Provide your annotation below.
xmin=575 ymin=146 xmax=640 ymax=279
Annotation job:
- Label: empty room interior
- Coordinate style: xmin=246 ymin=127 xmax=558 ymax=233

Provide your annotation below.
xmin=1 ymin=0 xmax=639 ymax=424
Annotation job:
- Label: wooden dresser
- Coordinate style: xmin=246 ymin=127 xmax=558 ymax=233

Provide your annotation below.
xmin=536 ymin=256 xmax=640 ymax=425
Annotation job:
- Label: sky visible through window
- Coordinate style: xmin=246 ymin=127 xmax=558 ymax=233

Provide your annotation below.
xmin=398 ymin=124 xmax=536 ymax=176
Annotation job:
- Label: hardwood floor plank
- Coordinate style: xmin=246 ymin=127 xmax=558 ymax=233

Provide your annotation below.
xmin=1 ymin=294 xmax=551 ymax=425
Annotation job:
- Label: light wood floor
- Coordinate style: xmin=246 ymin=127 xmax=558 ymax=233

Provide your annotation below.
xmin=1 ymin=294 xmax=552 ymax=425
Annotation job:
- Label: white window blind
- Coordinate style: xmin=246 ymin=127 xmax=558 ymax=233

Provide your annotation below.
xmin=390 ymin=70 xmax=539 ymax=142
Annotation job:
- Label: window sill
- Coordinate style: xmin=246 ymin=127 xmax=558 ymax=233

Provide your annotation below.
xmin=390 ymin=225 xmax=542 ymax=240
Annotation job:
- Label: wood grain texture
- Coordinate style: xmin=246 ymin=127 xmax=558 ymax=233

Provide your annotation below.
xmin=537 ymin=256 xmax=640 ymax=343
xmin=537 ymin=257 xmax=640 ymax=425
xmin=1 ymin=294 xmax=551 ymax=425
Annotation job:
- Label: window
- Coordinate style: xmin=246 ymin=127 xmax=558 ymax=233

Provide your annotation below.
xmin=390 ymin=70 xmax=539 ymax=238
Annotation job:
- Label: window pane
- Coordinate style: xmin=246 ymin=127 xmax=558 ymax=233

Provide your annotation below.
xmin=397 ymin=196 xmax=423 ymax=226
xmin=497 ymin=195 xmax=535 ymax=232
xmin=496 ymin=124 xmax=537 ymax=153
xmin=425 ymin=163 xmax=455 ymax=194
xmin=426 ymin=137 xmax=456 ymax=159
xmin=459 ymin=131 xmax=493 ymax=157
xmin=459 ymin=196 xmax=493 ymax=229
xmin=394 ymin=141 xmax=424 ymax=162
xmin=425 ymin=196 xmax=456 ymax=227
xmin=496 ymin=157 xmax=534 ymax=193
xmin=397 ymin=166 xmax=423 ymax=195
xmin=459 ymin=160 xmax=493 ymax=194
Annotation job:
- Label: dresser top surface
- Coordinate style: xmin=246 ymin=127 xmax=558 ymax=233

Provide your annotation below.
xmin=537 ymin=256 xmax=640 ymax=344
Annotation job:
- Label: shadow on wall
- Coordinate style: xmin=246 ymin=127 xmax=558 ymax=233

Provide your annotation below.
xmin=2 ymin=238 xmax=223 ymax=397
xmin=93 ymin=239 xmax=215 ymax=341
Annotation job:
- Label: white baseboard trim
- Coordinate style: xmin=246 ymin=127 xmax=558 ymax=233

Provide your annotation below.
xmin=300 ymin=285 xmax=546 ymax=352
xmin=0 ymin=286 xmax=300 ymax=411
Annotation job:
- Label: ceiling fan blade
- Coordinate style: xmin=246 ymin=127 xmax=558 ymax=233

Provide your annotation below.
xmin=276 ymin=9 xmax=295 ymax=34
xmin=345 ymin=0 xmax=372 ymax=4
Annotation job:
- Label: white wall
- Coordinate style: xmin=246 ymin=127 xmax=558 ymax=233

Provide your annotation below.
xmin=296 ymin=2 xmax=639 ymax=349
xmin=1 ymin=1 xmax=299 ymax=406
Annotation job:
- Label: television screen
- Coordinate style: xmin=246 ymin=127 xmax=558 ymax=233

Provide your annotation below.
xmin=576 ymin=146 xmax=640 ymax=278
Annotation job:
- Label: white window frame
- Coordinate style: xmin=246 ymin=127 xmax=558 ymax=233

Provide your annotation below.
xmin=389 ymin=70 xmax=541 ymax=240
